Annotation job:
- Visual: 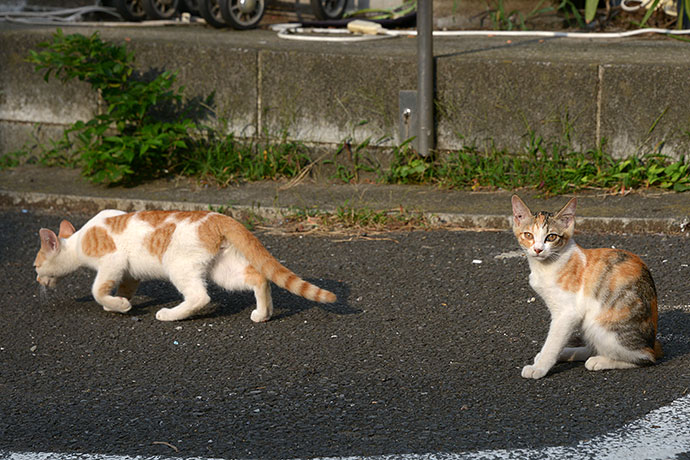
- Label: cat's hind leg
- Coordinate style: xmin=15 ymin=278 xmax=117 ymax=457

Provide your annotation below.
xmin=116 ymin=273 xmax=139 ymax=300
xmin=92 ymin=269 xmax=132 ymax=313
xmin=210 ymin=252 xmax=273 ymax=322
xmin=585 ymin=355 xmax=640 ymax=371
xmin=156 ymin=269 xmax=210 ymax=321
xmin=244 ymin=266 xmax=273 ymax=323
xmin=558 ymin=346 xmax=593 ymax=362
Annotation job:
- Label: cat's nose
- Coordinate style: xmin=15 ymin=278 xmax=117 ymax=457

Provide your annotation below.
xmin=534 ymin=248 xmax=543 ymax=254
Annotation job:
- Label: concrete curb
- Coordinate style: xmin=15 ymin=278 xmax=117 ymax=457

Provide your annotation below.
xmin=2 ymin=189 xmax=688 ymax=235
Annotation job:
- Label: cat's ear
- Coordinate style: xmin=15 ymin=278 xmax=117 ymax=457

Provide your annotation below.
xmin=39 ymin=228 xmax=60 ymax=253
xmin=555 ymin=197 xmax=577 ymax=229
xmin=511 ymin=195 xmax=532 ymax=227
xmin=59 ymin=220 xmax=76 ymax=238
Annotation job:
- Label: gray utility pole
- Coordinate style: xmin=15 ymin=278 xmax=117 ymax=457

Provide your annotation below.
xmin=417 ymin=0 xmax=434 ymax=157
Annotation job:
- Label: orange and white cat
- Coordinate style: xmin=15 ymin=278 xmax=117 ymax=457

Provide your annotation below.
xmin=512 ymin=195 xmax=662 ymax=379
xmin=34 ymin=210 xmax=336 ymax=322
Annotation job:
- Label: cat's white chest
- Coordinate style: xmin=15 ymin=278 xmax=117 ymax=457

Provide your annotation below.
xmin=528 ymin=263 xmax=578 ymax=316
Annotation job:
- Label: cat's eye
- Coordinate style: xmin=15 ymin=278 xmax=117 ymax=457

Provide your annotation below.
xmin=523 ymin=232 xmax=534 ymax=240
xmin=545 ymin=234 xmax=560 ymax=242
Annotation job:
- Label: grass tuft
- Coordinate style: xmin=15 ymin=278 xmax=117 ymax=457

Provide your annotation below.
xmin=380 ymin=136 xmax=690 ymax=195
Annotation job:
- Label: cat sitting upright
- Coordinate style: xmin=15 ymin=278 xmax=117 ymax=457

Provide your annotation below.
xmin=34 ymin=209 xmax=336 ymax=322
xmin=511 ymin=195 xmax=662 ymax=379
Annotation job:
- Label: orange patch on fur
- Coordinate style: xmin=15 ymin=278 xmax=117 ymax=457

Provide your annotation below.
xmin=197 ymin=213 xmax=242 ymax=254
xmin=106 ymin=213 xmax=134 ymax=234
xmin=34 ymin=251 xmax=46 ymax=267
xmin=197 ymin=213 xmax=223 ymax=254
xmin=581 ymin=248 xmax=610 ymax=296
xmin=596 ymin=305 xmax=632 ymax=325
xmin=299 ymin=280 xmax=310 ymax=298
xmin=145 ymin=223 xmax=176 ymax=261
xmin=608 ymin=254 xmax=643 ymax=292
xmin=281 ymin=273 xmax=298 ymax=291
xmin=97 ymin=280 xmax=116 ymax=298
xmin=82 ymin=226 xmax=116 ymax=257
xmin=173 ymin=211 xmax=209 ymax=223
xmin=319 ymin=290 xmax=337 ymax=303
xmin=244 ymin=265 xmax=264 ymax=287
xmin=138 ymin=211 xmax=170 ymax=228
xmin=558 ymin=252 xmax=585 ymax=292
xmin=647 ymin=296 xmax=660 ymax=337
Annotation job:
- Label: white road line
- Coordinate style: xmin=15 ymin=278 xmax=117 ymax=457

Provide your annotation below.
xmin=3 ymin=393 xmax=690 ymax=460
xmin=317 ymin=394 xmax=690 ymax=460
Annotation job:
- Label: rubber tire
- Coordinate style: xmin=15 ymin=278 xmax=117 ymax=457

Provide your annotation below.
xmin=199 ymin=0 xmax=228 ymax=27
xmin=310 ymin=0 xmax=346 ymax=20
xmin=180 ymin=0 xmax=200 ymax=14
xmin=219 ymin=0 xmax=265 ymax=29
xmin=114 ymin=0 xmax=147 ymax=21
xmin=143 ymin=0 xmax=180 ymax=19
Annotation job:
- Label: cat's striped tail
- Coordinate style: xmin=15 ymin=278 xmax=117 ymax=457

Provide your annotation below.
xmin=221 ymin=216 xmax=337 ymax=303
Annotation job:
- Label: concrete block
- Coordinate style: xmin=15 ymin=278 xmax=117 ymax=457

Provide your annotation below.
xmin=600 ymin=63 xmax=690 ymax=158
xmin=95 ymin=28 xmax=259 ymax=137
xmin=259 ymin=49 xmax=416 ymax=145
xmin=436 ymin=58 xmax=598 ymax=152
xmin=0 ymin=123 xmax=65 ymax=159
xmin=0 ymin=29 xmax=97 ymax=125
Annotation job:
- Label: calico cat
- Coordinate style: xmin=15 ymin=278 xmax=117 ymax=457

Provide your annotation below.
xmin=34 ymin=209 xmax=336 ymax=322
xmin=511 ymin=195 xmax=662 ymax=379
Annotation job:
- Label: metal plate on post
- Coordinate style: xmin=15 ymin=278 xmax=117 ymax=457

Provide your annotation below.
xmin=399 ymin=90 xmax=418 ymax=150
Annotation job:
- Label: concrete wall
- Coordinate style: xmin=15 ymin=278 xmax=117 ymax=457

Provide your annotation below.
xmin=1 ymin=23 xmax=690 ymax=161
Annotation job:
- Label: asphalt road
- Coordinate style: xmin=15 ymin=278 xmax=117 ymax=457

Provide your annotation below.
xmin=1 ymin=208 xmax=689 ymax=459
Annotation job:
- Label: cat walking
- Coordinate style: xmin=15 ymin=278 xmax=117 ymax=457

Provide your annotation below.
xmin=511 ymin=195 xmax=662 ymax=379
xmin=34 ymin=210 xmax=336 ymax=322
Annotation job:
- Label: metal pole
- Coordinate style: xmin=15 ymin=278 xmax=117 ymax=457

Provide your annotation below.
xmin=417 ymin=0 xmax=434 ymax=157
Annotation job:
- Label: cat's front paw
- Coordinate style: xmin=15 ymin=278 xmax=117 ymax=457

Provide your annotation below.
xmin=156 ymin=308 xmax=179 ymax=321
xmin=102 ymin=297 xmax=131 ymax=313
xmin=250 ymin=308 xmax=271 ymax=323
xmin=521 ymin=364 xmax=549 ymax=379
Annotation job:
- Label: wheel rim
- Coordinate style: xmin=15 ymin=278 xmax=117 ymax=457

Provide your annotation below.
xmin=229 ymin=0 xmax=262 ymax=26
xmin=238 ymin=0 xmax=256 ymax=14
xmin=320 ymin=0 xmax=345 ymax=17
xmin=153 ymin=0 xmax=177 ymax=15
xmin=210 ymin=0 xmax=222 ymax=20
xmin=128 ymin=0 xmax=145 ymax=15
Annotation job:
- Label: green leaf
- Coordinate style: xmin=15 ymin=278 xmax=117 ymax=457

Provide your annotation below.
xmin=585 ymin=0 xmax=598 ymax=23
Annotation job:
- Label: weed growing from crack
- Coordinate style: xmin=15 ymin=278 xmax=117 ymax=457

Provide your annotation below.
xmin=378 ymin=135 xmax=690 ymax=195
xmin=281 ymin=203 xmax=432 ymax=235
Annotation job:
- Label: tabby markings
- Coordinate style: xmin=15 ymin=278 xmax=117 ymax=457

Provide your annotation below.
xmin=145 ymin=223 xmax=176 ymax=261
xmin=137 ymin=210 xmax=170 ymax=228
xmin=82 ymin=226 xmax=116 ymax=257
xmin=97 ymin=280 xmax=116 ymax=298
xmin=105 ymin=213 xmax=133 ymax=234
xmin=557 ymin=251 xmax=584 ymax=292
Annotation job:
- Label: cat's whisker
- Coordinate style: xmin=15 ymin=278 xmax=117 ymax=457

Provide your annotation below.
xmin=38 ymin=284 xmax=50 ymax=305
